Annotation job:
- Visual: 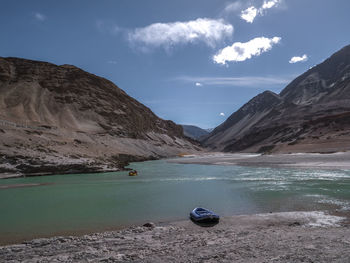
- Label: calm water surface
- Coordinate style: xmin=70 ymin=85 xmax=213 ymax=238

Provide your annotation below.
xmin=0 ymin=159 xmax=350 ymax=243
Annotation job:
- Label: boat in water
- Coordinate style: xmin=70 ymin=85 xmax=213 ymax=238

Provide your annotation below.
xmin=129 ymin=170 xmax=138 ymax=176
xmin=190 ymin=207 xmax=220 ymax=223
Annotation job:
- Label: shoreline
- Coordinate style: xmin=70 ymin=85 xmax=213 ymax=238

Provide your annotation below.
xmin=169 ymin=151 xmax=350 ymax=170
xmin=0 ymin=182 xmax=54 ymax=189
xmin=0 ymin=167 xmax=124 ymax=180
xmin=2 ymin=151 xmax=349 ymax=180
xmin=1 ymin=211 xmax=349 ymax=262
xmin=1 ymin=209 xmax=349 ymax=246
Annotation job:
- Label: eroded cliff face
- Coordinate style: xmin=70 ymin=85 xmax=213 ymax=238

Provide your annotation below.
xmin=202 ymin=45 xmax=350 ymax=153
xmin=0 ymin=57 xmax=201 ymax=176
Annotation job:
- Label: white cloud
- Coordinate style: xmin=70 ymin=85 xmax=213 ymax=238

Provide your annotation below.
xmin=262 ymin=0 xmax=280 ymax=9
xmin=128 ymin=18 xmax=233 ymax=50
xmin=220 ymin=112 xmax=225 ymax=116
xmin=176 ymin=75 xmax=292 ymax=87
xmin=107 ymin=60 xmax=118 ymax=64
xmin=213 ymin=36 xmax=281 ymax=65
xmin=195 ymin=82 xmax=203 ymax=87
xmin=34 ymin=12 xmax=46 ymax=21
xmin=240 ymin=6 xmax=258 ymax=23
xmin=289 ymin=54 xmax=308 ymax=64
xmin=240 ymin=0 xmax=281 ymax=23
xmin=223 ymin=2 xmax=243 ymax=14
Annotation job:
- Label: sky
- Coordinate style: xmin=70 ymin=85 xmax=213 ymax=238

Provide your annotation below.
xmin=1 ymin=0 xmax=350 ymax=129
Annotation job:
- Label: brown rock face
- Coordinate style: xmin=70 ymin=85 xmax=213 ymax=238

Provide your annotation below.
xmin=0 ymin=57 xmax=200 ymax=176
xmin=202 ymin=45 xmax=350 ymax=153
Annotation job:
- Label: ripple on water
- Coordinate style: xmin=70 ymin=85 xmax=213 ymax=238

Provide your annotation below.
xmin=290 ymin=170 xmax=350 ymax=181
xmin=318 ymin=198 xmax=350 ymax=211
xmin=304 ymin=194 xmax=350 ymax=212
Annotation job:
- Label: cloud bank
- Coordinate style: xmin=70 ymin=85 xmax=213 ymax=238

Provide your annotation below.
xmin=240 ymin=0 xmax=281 ymax=23
xmin=213 ymin=36 xmax=281 ymax=65
xmin=128 ymin=18 xmax=233 ymax=50
xmin=289 ymin=54 xmax=308 ymax=64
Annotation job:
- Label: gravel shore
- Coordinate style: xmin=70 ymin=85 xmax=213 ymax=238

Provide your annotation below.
xmin=1 ymin=211 xmax=349 ymax=262
xmin=169 ymin=152 xmax=350 ymax=170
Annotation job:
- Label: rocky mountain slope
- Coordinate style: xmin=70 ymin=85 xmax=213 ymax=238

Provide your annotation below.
xmin=202 ymin=45 xmax=350 ymax=153
xmin=0 ymin=57 xmax=200 ymax=176
xmin=181 ymin=125 xmax=209 ymax=140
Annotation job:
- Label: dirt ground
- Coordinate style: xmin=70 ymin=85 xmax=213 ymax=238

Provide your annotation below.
xmin=169 ymin=151 xmax=350 ymax=170
xmin=1 ymin=211 xmax=349 ymax=263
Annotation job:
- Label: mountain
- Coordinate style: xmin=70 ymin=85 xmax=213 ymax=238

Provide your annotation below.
xmin=202 ymin=45 xmax=350 ymax=153
xmin=182 ymin=125 xmax=209 ymax=140
xmin=0 ymin=57 xmax=201 ymax=176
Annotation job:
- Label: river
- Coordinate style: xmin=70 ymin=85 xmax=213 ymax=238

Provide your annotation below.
xmin=0 ymin=159 xmax=349 ymax=244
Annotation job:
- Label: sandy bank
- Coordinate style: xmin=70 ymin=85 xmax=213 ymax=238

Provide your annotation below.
xmin=169 ymin=152 xmax=350 ymax=170
xmin=0 ymin=183 xmax=53 ymax=189
xmin=0 ymin=173 xmax=22 ymax=179
xmin=1 ymin=211 xmax=349 ymax=262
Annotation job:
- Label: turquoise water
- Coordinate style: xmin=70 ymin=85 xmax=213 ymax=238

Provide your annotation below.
xmin=0 ymin=159 xmax=350 ymax=243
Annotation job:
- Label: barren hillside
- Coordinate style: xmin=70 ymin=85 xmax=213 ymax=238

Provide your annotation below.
xmin=0 ymin=57 xmax=201 ymax=176
xmin=202 ymin=45 xmax=350 ymax=153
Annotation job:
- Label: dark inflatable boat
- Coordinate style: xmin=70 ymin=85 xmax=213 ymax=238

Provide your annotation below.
xmin=190 ymin=207 xmax=220 ymax=223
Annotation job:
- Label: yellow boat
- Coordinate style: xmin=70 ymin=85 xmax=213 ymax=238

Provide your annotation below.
xmin=129 ymin=170 xmax=138 ymax=176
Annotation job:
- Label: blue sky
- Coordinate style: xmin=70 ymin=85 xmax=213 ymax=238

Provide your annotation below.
xmin=1 ymin=0 xmax=350 ymax=128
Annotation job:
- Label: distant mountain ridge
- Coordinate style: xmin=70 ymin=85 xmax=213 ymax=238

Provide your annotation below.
xmin=202 ymin=45 xmax=350 ymax=153
xmin=0 ymin=57 xmax=200 ymax=176
xmin=182 ymin=125 xmax=209 ymax=140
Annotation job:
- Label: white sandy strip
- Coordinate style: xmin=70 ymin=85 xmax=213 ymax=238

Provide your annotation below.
xmin=284 ymin=161 xmax=350 ymax=168
xmin=258 ymin=211 xmax=346 ymax=227
xmin=172 ymin=152 xmax=350 ymax=170
xmin=214 ymin=162 xmax=238 ymax=165
xmin=182 ymin=153 xmax=261 ymax=159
